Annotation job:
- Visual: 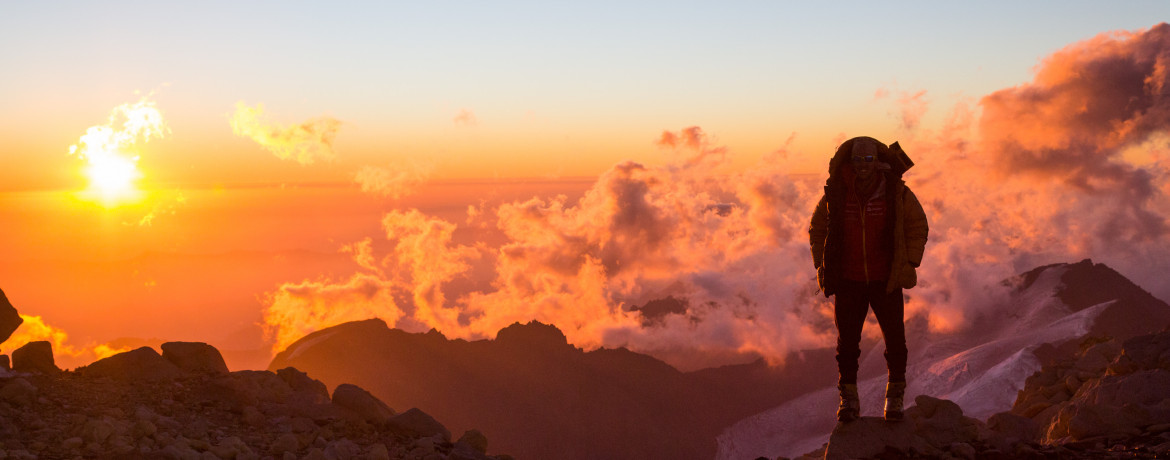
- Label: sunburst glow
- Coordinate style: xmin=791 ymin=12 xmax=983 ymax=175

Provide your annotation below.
xmin=69 ymin=98 xmax=167 ymax=206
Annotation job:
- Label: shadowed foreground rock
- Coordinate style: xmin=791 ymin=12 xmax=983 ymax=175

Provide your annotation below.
xmin=0 ymin=343 xmax=503 ymax=459
xmin=0 ymin=288 xmax=22 ymax=345
xmin=802 ymin=330 xmax=1170 ymax=460
xmin=12 ymin=341 xmax=59 ymax=374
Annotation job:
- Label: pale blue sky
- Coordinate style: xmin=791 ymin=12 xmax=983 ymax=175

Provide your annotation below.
xmin=2 ymin=1 xmax=1168 ymax=184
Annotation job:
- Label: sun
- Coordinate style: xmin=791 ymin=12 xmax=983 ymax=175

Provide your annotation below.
xmin=70 ymin=98 xmax=166 ymax=207
xmin=83 ymin=148 xmax=142 ymax=204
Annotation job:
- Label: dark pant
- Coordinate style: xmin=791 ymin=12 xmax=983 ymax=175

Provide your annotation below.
xmin=835 ymin=279 xmax=907 ymax=385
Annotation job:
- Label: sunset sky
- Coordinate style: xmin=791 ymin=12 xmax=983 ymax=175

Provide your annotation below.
xmin=2 ymin=3 xmax=1169 ymax=370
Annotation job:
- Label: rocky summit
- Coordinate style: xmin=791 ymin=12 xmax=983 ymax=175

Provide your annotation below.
xmin=0 ymin=341 xmax=505 ymax=460
xmin=779 ymin=328 xmax=1170 ymax=460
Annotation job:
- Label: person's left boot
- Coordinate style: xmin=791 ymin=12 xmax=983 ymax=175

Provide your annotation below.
xmin=884 ymin=381 xmax=906 ymax=421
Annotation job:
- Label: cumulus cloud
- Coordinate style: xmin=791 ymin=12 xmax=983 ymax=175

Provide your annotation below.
xmin=979 ymin=22 xmax=1170 ymax=245
xmin=1 ymin=315 xmax=133 ymax=369
xmin=231 ymin=102 xmax=342 ymax=165
xmin=260 ymin=23 xmax=1170 ymax=370
xmin=354 ymin=161 xmax=433 ymax=199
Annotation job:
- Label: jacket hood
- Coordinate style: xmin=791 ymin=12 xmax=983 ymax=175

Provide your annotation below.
xmin=827 ymin=136 xmax=915 ymax=179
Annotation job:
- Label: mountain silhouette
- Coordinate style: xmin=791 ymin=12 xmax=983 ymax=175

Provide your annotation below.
xmin=269 ymin=319 xmax=834 ymax=460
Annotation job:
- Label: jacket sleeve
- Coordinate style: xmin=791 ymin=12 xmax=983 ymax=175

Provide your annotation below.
xmin=809 ymin=194 xmax=829 ymax=269
xmin=902 ymin=188 xmax=928 ymax=267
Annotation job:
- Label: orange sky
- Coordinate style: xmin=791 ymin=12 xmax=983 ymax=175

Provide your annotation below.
xmin=2 ymin=6 xmax=1169 ymax=371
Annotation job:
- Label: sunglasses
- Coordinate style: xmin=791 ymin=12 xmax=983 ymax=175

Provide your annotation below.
xmin=851 ymin=155 xmax=875 ymax=163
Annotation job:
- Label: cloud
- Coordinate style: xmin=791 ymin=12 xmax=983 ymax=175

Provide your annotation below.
xmin=979 ymin=22 xmax=1170 ymax=244
xmin=262 ymin=273 xmax=403 ymax=353
xmin=231 ymin=102 xmax=342 ymax=165
xmin=453 ymin=108 xmax=478 ymax=126
xmin=259 ymin=24 xmax=1170 ymax=370
xmin=1 ymin=315 xmax=133 ymax=369
xmin=354 ymin=161 xmax=433 ymax=199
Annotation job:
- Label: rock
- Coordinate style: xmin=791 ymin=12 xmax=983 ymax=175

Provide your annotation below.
xmin=161 ymin=342 xmax=229 ymax=374
xmin=389 ymin=408 xmax=451 ymax=441
xmin=0 ymin=288 xmax=24 ymax=345
xmin=82 ymin=418 xmax=116 ymax=444
xmin=0 ymin=377 xmax=37 ymax=406
xmin=277 ymin=367 xmax=330 ymax=404
xmin=365 ymin=443 xmax=391 ymax=460
xmin=0 ymin=354 xmax=9 ymax=370
xmin=457 ymin=429 xmax=488 ymax=454
xmin=324 ymin=438 xmax=361 ymax=459
xmin=906 ymin=395 xmax=982 ymax=447
xmin=211 ymin=436 xmax=252 ymax=459
xmin=270 ymin=433 xmax=299 ymax=455
xmin=332 ymin=383 xmax=395 ymax=423
xmin=948 ymin=441 xmax=977 ymax=460
xmin=987 ymin=411 xmax=1041 ymax=442
xmin=824 ymin=416 xmax=922 ymax=460
xmin=12 ymin=341 xmax=59 ymax=374
xmin=81 ymin=346 xmax=181 ymax=381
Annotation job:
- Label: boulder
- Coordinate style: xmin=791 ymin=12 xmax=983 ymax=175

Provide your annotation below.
xmin=986 ymin=411 xmax=1041 ymax=443
xmin=200 ymin=370 xmax=293 ymax=411
xmin=81 ymin=346 xmax=181 ymax=381
xmin=0 ymin=288 xmax=23 ymax=345
xmin=12 ymin=341 xmax=60 ymax=374
xmin=332 ymin=383 xmax=395 ymax=423
xmin=161 ymin=342 xmax=229 ymax=374
xmin=0 ymin=377 xmax=37 ymax=406
xmin=388 ymin=408 xmax=451 ymax=441
xmin=276 ymin=367 xmax=329 ymax=404
xmin=824 ymin=396 xmax=993 ymax=460
xmin=457 ymin=429 xmax=489 ymax=454
xmin=824 ymin=416 xmax=923 ymax=460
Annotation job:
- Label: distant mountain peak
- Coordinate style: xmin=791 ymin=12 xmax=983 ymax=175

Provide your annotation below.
xmin=494 ymin=320 xmax=572 ymax=350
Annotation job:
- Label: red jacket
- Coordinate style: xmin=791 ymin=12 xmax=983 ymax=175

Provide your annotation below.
xmin=841 ymin=167 xmax=891 ymax=282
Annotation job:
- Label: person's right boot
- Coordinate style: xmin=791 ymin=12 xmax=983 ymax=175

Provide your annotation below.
xmin=837 ymin=383 xmax=860 ymax=422
xmin=884 ymin=381 xmax=906 ymax=421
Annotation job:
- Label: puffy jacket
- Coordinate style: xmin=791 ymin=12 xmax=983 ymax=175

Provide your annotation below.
xmin=809 ymin=137 xmax=929 ymax=297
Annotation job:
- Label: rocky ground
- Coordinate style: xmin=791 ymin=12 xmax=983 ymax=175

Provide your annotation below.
xmin=0 ymin=342 xmax=506 ymax=460
xmin=775 ymin=327 xmax=1170 ymax=460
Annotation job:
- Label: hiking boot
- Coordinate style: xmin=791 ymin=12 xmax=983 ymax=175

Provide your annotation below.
xmin=884 ymin=381 xmax=906 ymax=421
xmin=837 ymin=384 xmax=860 ymax=422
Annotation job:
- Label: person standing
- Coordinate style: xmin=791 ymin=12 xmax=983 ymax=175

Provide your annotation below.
xmin=809 ymin=136 xmax=929 ymax=422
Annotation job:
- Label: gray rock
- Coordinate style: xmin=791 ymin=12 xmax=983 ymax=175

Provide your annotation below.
xmin=12 ymin=341 xmax=59 ymax=374
xmin=389 ymin=408 xmax=451 ymax=441
xmin=324 ymin=438 xmax=361 ymax=459
xmin=277 ymin=367 xmax=330 ymax=404
xmin=0 ymin=377 xmax=37 ymax=406
xmin=332 ymin=383 xmax=395 ymax=423
xmin=457 ymin=429 xmax=488 ymax=454
xmin=987 ymin=411 xmax=1041 ymax=443
xmin=0 ymin=288 xmax=24 ymax=345
xmin=81 ymin=346 xmax=180 ymax=381
xmin=161 ymin=342 xmax=229 ymax=374
xmin=824 ymin=416 xmax=922 ymax=460
xmin=269 ymin=433 xmax=299 ymax=455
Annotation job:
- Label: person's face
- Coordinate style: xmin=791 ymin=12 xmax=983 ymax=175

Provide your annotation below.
xmin=851 ymin=142 xmax=878 ymax=179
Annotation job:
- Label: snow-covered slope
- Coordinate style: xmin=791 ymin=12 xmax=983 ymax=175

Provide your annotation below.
xmin=716 ymin=260 xmax=1170 ymax=459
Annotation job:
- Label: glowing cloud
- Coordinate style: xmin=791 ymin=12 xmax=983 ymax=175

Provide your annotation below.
xmin=354 ymin=161 xmax=433 ymax=199
xmin=260 ymin=24 xmax=1170 ymax=370
xmin=231 ymin=102 xmax=342 ymax=165
xmin=68 ymin=97 xmax=168 ymax=206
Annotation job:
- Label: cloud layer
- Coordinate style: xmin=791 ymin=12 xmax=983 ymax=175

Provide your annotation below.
xmin=261 ymin=23 xmax=1170 ymax=370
